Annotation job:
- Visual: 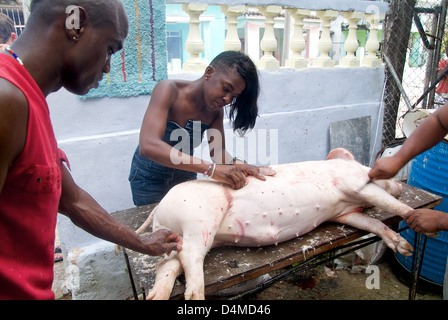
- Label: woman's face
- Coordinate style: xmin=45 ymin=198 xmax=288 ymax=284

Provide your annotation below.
xmin=204 ymin=67 xmax=246 ymax=110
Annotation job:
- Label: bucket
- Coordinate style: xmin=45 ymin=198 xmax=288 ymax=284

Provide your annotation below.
xmin=395 ymin=141 xmax=448 ymax=286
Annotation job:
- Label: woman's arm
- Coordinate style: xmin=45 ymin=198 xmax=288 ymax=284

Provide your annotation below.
xmin=138 ymin=80 xmax=212 ymax=175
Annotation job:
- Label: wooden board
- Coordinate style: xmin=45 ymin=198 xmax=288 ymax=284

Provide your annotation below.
xmin=114 ymin=183 xmax=442 ymax=299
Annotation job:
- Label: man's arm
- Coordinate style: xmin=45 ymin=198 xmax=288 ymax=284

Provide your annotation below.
xmin=58 ymin=164 xmax=181 ymax=256
xmin=369 ymin=104 xmax=448 ymax=180
xmin=0 ymin=79 xmax=28 ymax=195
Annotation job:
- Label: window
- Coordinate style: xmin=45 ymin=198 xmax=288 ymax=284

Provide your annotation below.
xmin=0 ymin=6 xmax=25 ymax=36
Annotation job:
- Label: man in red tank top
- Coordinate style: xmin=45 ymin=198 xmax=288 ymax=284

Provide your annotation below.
xmin=0 ymin=0 xmax=181 ymax=300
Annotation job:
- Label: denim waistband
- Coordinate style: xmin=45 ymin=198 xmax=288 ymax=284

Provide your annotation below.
xmin=131 ymin=147 xmax=196 ymax=181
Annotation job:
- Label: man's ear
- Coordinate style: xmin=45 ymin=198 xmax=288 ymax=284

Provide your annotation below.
xmin=204 ymin=65 xmax=215 ymax=79
xmin=65 ymin=6 xmax=88 ymax=42
xmin=9 ymin=33 xmax=17 ymax=43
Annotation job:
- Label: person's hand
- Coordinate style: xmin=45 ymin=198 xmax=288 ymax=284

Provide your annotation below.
xmin=368 ymin=157 xmax=404 ymax=181
xmin=140 ymin=229 xmax=182 ymax=256
xmin=0 ymin=44 xmax=8 ymax=52
xmin=234 ymin=163 xmax=276 ymax=180
xmin=404 ymin=209 xmax=447 ymax=234
xmin=211 ymin=164 xmax=275 ymax=189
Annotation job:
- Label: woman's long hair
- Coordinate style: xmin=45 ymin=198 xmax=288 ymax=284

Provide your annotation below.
xmin=210 ymin=51 xmax=260 ymax=136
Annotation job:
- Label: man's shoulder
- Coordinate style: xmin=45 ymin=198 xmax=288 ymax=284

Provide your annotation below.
xmin=0 ymin=77 xmax=27 ymax=110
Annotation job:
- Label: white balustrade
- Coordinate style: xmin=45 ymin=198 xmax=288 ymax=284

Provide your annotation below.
xmin=313 ymin=10 xmax=339 ymax=68
xmin=221 ymin=5 xmax=246 ymax=51
xmin=182 ymin=3 xmax=208 ymax=72
xmin=284 ymin=9 xmax=310 ymax=69
xmin=257 ymin=5 xmax=282 ymax=70
xmin=362 ymin=13 xmax=385 ymax=67
xmin=168 ymin=1 xmax=387 ymax=72
xmin=339 ymin=12 xmax=365 ymax=67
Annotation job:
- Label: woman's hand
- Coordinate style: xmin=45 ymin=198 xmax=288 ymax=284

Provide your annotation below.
xmin=210 ymin=163 xmax=275 ymax=189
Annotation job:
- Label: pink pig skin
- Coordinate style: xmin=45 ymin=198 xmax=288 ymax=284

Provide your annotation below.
xmin=137 ymin=148 xmax=413 ymax=300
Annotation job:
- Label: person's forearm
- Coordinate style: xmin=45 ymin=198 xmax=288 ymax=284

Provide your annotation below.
xmin=439 ymin=213 xmax=448 ymax=231
xmin=210 ymin=148 xmax=233 ymax=165
xmin=59 ymin=188 xmax=146 ymax=253
xmin=394 ymin=114 xmax=448 ymax=165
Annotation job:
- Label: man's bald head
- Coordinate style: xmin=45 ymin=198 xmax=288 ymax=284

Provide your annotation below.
xmin=28 ymin=0 xmax=128 ymax=37
xmin=12 ymin=0 xmax=129 ymax=96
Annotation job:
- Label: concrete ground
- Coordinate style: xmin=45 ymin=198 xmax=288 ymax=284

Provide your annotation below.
xmin=250 ymin=250 xmax=443 ymax=300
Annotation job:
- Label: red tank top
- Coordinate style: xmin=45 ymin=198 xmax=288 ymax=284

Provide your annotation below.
xmin=0 ymin=54 xmax=68 ymax=299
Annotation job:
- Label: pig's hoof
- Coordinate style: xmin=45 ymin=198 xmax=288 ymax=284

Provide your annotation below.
xmin=396 ymin=238 xmax=413 ymax=257
xmin=146 ymin=288 xmax=171 ymax=300
xmin=184 ymin=288 xmax=205 ymax=300
xmin=384 ymin=232 xmax=413 ymax=256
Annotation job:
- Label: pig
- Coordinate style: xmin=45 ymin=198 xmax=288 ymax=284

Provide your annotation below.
xmin=135 ymin=148 xmax=414 ymax=300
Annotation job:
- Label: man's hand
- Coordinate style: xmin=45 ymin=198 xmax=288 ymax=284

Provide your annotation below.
xmin=140 ymin=229 xmax=182 ymax=256
xmin=404 ymin=209 xmax=448 ymax=234
xmin=368 ymin=157 xmax=404 ymax=181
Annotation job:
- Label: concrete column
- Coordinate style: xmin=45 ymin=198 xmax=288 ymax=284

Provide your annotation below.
xmin=257 ymin=5 xmax=282 ymax=70
xmin=182 ymin=3 xmax=208 ymax=72
xmin=285 ymin=9 xmax=310 ymax=69
xmin=221 ymin=5 xmax=245 ymax=52
xmin=339 ymin=12 xmax=365 ymax=67
xmin=313 ymin=10 xmax=339 ymax=68
xmin=362 ymin=13 xmax=384 ymax=67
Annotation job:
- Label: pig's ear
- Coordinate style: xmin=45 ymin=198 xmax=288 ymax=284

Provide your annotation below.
xmin=327 ymin=148 xmax=355 ymax=161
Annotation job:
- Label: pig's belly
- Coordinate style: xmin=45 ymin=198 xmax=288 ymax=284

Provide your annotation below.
xmin=154 ymin=159 xmax=367 ymax=247
xmin=213 ymin=172 xmax=355 ymax=247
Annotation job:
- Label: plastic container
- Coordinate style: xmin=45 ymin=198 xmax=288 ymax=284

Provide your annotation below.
xmin=395 ymin=141 xmax=448 ymax=286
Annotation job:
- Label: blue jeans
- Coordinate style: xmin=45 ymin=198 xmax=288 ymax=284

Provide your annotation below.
xmin=129 ymin=148 xmax=197 ymax=206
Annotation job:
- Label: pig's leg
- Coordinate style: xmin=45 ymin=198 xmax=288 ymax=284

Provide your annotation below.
xmin=177 ymin=216 xmax=226 ymax=300
xmin=353 ymin=182 xmax=413 ymax=218
xmin=146 ymin=254 xmax=183 ymax=300
xmin=115 ymin=209 xmax=156 ymax=255
xmin=333 ymin=212 xmax=413 ymax=256
xmin=135 ymin=209 xmax=156 ymax=234
xmin=178 ymin=231 xmax=214 ymax=300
